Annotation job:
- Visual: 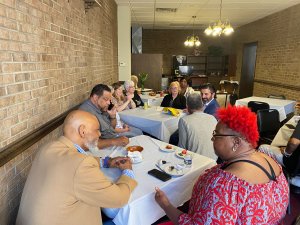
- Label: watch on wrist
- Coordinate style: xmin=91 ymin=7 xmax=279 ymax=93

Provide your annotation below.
xmin=103 ymin=156 xmax=111 ymax=168
xmin=283 ymin=149 xmax=292 ymax=157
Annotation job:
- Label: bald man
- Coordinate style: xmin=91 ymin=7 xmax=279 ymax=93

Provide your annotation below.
xmin=16 ymin=110 xmax=137 ymax=225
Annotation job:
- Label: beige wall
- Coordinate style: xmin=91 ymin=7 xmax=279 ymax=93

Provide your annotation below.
xmin=142 ymin=29 xmax=233 ymax=75
xmin=233 ymin=4 xmax=300 ymax=100
xmin=0 ymin=0 xmax=118 ymax=223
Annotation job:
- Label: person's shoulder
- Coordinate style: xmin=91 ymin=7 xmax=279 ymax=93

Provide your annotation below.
xmin=212 ymin=99 xmax=220 ymax=107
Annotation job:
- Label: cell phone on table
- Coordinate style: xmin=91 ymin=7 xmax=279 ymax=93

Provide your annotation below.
xmin=108 ymin=102 xmax=114 ymax=110
xmin=148 ymin=169 xmax=171 ymax=182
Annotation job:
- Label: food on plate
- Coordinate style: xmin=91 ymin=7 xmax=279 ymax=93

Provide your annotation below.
xmin=149 ymin=92 xmax=156 ymax=96
xmin=178 ymin=149 xmax=187 ymax=157
xmin=126 ymin=146 xmax=144 ymax=152
xmin=165 ymin=145 xmax=173 ymax=149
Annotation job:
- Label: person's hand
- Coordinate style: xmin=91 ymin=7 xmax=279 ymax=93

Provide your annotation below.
xmin=123 ymin=124 xmax=130 ymax=132
xmin=109 ymin=156 xmax=132 ymax=170
xmin=127 ymin=93 xmax=134 ymax=101
xmin=107 ymin=107 xmax=117 ymax=118
xmin=113 ymin=136 xmax=129 ymax=146
xmin=280 ymin=147 xmax=286 ymax=154
xmin=155 ymin=187 xmax=171 ymax=210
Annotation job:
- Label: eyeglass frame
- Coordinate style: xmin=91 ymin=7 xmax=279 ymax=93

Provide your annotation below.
xmin=212 ymin=130 xmax=241 ymax=140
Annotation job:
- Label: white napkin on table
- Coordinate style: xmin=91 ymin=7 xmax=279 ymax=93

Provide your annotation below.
xmin=127 ymin=151 xmax=143 ymax=163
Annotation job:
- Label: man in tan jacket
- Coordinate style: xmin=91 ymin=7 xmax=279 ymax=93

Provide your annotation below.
xmin=16 ymin=110 xmax=137 ymax=225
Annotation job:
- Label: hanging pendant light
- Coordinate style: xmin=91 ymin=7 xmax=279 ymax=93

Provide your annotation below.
xmin=184 ymin=16 xmax=201 ymax=47
xmin=204 ymin=0 xmax=234 ymax=36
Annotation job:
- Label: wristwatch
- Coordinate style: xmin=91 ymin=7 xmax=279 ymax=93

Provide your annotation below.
xmin=283 ymin=149 xmax=292 ymax=158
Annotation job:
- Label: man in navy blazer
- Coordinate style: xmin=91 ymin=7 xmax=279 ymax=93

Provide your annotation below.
xmin=200 ymin=83 xmax=220 ymax=118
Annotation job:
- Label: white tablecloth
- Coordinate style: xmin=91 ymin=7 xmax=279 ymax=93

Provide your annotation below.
xmin=93 ymin=135 xmax=216 ymax=225
xmin=140 ymin=94 xmax=164 ymax=106
xmin=235 ymin=96 xmax=296 ymax=122
xmin=271 ymin=116 xmax=299 ymax=147
xmin=119 ymin=107 xmax=183 ymax=142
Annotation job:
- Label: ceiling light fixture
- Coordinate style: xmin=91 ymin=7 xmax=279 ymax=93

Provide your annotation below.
xmin=204 ymin=0 xmax=234 ymax=36
xmin=184 ymin=16 xmax=201 ymax=47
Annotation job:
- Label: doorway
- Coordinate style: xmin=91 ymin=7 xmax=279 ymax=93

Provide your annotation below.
xmin=239 ymin=42 xmax=257 ymax=99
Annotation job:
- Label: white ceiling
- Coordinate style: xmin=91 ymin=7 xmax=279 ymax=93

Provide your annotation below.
xmin=115 ymin=0 xmax=300 ymax=29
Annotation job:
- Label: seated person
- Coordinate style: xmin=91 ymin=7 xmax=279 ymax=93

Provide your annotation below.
xmin=79 ymin=84 xmax=138 ymax=148
xmin=161 ymin=81 xmax=186 ymax=109
xmin=200 ymin=83 xmax=220 ymax=118
xmin=259 ymin=121 xmax=300 ymax=188
xmin=16 ymin=110 xmax=137 ymax=225
xmin=178 ymin=93 xmax=217 ymax=160
xmin=179 ymin=77 xmax=194 ymax=99
xmin=112 ymin=82 xmax=136 ymax=111
xmin=155 ymin=106 xmax=288 ymax=225
xmin=124 ymin=80 xmax=144 ymax=107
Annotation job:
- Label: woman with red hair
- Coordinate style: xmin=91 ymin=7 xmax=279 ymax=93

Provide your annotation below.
xmin=155 ymin=105 xmax=289 ymax=225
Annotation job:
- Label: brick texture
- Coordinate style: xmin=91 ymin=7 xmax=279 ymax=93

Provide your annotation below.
xmin=0 ymin=0 xmax=118 ymax=147
xmin=0 ymin=0 xmax=118 ymax=223
xmin=232 ymin=4 xmax=300 ymax=100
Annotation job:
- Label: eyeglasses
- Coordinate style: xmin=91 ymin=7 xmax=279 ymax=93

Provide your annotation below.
xmin=212 ymin=130 xmax=240 ymax=140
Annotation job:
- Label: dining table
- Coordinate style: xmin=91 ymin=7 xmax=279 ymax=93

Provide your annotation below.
xmin=235 ymin=96 xmax=296 ymax=122
xmin=119 ymin=107 xmax=184 ymax=142
xmin=271 ymin=116 xmax=299 ymax=147
xmin=92 ymin=135 xmax=216 ymax=225
xmin=140 ymin=94 xmax=164 ymax=107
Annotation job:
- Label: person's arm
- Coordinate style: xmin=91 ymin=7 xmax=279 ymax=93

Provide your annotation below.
xmin=74 ymin=157 xmax=137 ymax=208
xmin=178 ymin=118 xmax=188 ymax=149
xmin=284 ymin=123 xmax=300 ymax=156
xmin=97 ymin=136 xmax=129 ymax=149
xmin=161 ymin=95 xmax=169 ymax=107
xmin=155 ymin=188 xmax=182 ymax=225
xmin=284 ymin=137 xmax=300 ymax=156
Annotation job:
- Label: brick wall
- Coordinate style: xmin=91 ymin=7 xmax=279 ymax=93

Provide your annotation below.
xmin=0 ymin=128 xmax=62 ymax=225
xmin=233 ymin=4 xmax=300 ymax=100
xmin=0 ymin=0 xmax=118 ymax=148
xmin=0 ymin=0 xmax=118 ymax=223
xmin=142 ymin=29 xmax=233 ymax=75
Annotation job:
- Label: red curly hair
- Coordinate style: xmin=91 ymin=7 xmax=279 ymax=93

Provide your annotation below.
xmin=217 ymin=105 xmax=259 ymax=148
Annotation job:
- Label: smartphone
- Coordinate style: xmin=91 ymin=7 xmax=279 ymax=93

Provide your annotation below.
xmin=148 ymin=169 xmax=171 ymax=182
xmin=108 ymin=102 xmax=114 ymax=110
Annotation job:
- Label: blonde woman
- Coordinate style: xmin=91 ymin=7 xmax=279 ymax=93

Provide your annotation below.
xmin=112 ymin=82 xmax=136 ymax=111
xmin=160 ymin=81 xmax=186 ymax=109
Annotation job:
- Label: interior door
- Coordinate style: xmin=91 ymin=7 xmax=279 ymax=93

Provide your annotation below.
xmin=239 ymin=42 xmax=257 ymax=98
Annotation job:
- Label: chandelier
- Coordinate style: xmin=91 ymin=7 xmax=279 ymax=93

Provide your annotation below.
xmin=184 ymin=16 xmax=201 ymax=47
xmin=204 ymin=0 xmax=234 ymax=36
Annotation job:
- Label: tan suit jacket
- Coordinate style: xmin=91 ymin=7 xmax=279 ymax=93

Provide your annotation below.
xmin=16 ymin=136 xmax=137 ymax=225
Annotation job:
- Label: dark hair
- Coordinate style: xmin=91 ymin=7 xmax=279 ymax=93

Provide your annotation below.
xmin=187 ymin=93 xmax=203 ymax=110
xmin=90 ymin=84 xmax=111 ymax=97
xmin=179 ymin=77 xmax=188 ymax=82
xmin=200 ymin=83 xmax=217 ymax=98
xmin=112 ymin=82 xmax=122 ymax=90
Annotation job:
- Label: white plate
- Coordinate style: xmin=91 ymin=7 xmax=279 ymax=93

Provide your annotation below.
xmin=160 ymin=145 xmax=175 ymax=153
xmin=175 ymin=150 xmax=191 ymax=159
xmin=163 ymin=164 xmax=187 ymax=176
